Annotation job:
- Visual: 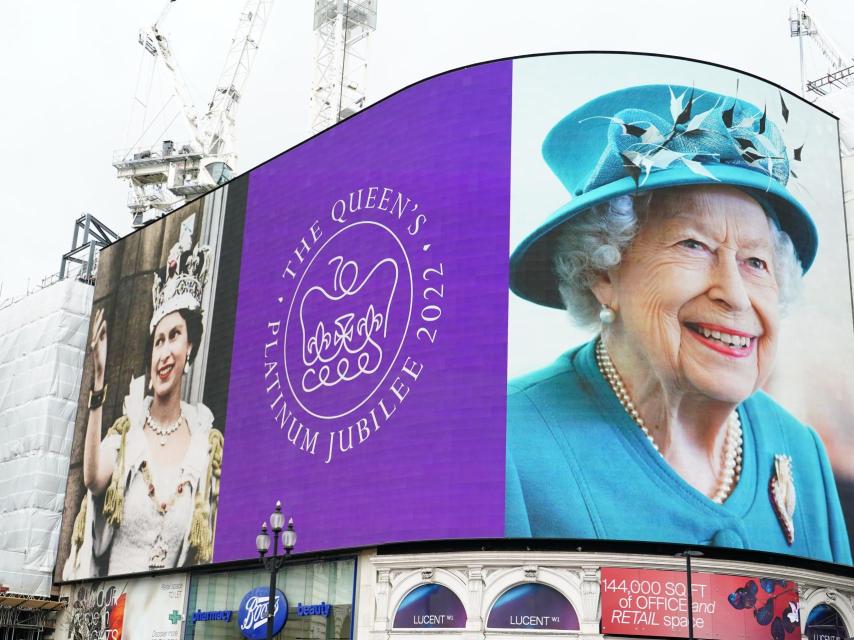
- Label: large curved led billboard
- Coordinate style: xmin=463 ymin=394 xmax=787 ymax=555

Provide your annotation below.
xmin=56 ymin=52 xmax=854 ymax=580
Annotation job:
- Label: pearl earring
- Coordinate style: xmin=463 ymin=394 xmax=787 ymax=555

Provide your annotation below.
xmin=184 ymin=360 xmax=190 ymax=374
xmin=599 ymin=304 xmax=616 ymax=325
xmin=148 ymin=377 xmax=154 ymax=391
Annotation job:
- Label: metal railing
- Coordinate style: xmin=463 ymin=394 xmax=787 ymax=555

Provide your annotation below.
xmin=112 ymin=139 xmax=202 ymax=165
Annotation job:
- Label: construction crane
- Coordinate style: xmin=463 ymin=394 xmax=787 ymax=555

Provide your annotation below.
xmin=114 ymin=0 xmax=273 ymax=227
xmin=789 ymin=1 xmax=854 ymax=153
xmin=789 ymin=2 xmax=854 ymax=97
xmin=310 ymin=0 xmax=378 ymax=134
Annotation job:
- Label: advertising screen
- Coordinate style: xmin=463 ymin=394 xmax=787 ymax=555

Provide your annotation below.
xmin=56 ymin=574 xmax=188 ymax=640
xmin=600 ymin=568 xmax=799 ymax=639
xmin=56 ymin=52 xmax=854 ymax=581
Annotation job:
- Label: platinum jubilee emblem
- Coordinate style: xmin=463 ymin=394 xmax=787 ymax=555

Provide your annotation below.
xmin=263 ymin=186 xmax=444 ymax=464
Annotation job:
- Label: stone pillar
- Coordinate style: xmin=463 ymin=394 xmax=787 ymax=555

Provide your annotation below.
xmin=466 ymin=565 xmax=484 ymax=631
xmin=579 ymin=565 xmax=601 ymax=638
xmin=374 ymin=568 xmax=391 ymax=632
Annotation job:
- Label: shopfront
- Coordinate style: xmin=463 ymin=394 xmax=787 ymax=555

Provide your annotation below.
xmin=185 ymin=557 xmax=355 ymax=640
xmin=359 ymin=549 xmax=854 ymax=640
xmin=56 ymin=573 xmax=188 ymax=640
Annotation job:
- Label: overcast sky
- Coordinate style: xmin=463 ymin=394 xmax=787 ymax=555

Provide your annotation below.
xmin=1 ymin=0 xmax=852 ymax=299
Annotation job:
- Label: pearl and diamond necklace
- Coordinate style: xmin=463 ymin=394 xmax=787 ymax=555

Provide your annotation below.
xmin=145 ymin=408 xmax=183 ymax=446
xmin=594 ymin=339 xmax=742 ymax=504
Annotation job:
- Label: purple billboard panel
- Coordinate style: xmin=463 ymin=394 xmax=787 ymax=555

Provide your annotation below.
xmin=214 ymin=61 xmax=513 ymax=559
xmin=487 ymin=583 xmax=579 ymax=630
xmin=393 ymin=584 xmax=467 ymax=629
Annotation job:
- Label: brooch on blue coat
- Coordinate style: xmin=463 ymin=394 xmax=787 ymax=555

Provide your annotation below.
xmin=769 ymin=454 xmax=796 ymax=545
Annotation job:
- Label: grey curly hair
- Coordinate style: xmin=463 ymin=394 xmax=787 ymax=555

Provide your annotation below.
xmin=553 ymin=193 xmax=803 ymax=329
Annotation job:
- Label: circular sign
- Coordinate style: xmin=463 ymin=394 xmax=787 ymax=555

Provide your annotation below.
xmin=284 ymin=221 xmax=414 ymax=419
xmin=237 ymin=587 xmax=288 ymax=639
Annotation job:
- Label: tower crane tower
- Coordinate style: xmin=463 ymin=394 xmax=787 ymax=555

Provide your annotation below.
xmin=310 ymin=0 xmax=378 ymax=134
xmin=789 ymin=1 xmax=854 ymax=153
xmin=114 ymin=0 xmax=273 ymax=228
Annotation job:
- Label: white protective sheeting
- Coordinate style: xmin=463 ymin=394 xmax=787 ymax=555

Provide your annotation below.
xmin=0 ymin=278 xmax=92 ymax=596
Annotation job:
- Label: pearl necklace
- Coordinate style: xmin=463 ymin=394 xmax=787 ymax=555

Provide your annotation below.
xmin=594 ymin=339 xmax=742 ymax=504
xmin=145 ymin=409 xmax=183 ymax=446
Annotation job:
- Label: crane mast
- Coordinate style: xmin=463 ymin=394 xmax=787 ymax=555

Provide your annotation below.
xmin=114 ymin=0 xmax=273 ymax=228
xmin=139 ymin=3 xmax=201 ymax=144
xmin=789 ymin=3 xmax=854 ymax=97
xmin=310 ymin=0 xmax=378 ymax=134
xmin=789 ymin=2 xmax=854 ymax=155
xmin=201 ymin=2 xmax=273 ymax=166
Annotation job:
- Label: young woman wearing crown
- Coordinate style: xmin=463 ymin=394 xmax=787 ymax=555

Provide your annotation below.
xmin=63 ymin=231 xmax=224 ymax=579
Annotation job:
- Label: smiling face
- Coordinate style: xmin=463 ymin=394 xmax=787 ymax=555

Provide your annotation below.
xmin=149 ymin=311 xmax=192 ymax=400
xmin=597 ymin=185 xmax=781 ymax=405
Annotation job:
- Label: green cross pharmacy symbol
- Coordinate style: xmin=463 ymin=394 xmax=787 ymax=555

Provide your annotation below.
xmin=169 ymin=610 xmax=182 ymax=625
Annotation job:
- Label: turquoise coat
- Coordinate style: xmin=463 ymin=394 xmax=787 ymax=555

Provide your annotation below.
xmin=506 ymin=340 xmax=852 ymax=565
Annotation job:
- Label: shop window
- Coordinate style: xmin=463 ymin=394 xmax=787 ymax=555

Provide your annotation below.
xmin=486 ymin=583 xmax=579 ymax=631
xmin=393 ymin=584 xmax=467 ymax=629
xmin=185 ymin=558 xmax=355 ymax=640
xmin=806 ymin=603 xmax=848 ymax=640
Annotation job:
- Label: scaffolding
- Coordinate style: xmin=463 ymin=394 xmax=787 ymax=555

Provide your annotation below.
xmin=0 ymin=592 xmax=65 ymax=640
xmin=59 ymin=213 xmax=120 ymax=285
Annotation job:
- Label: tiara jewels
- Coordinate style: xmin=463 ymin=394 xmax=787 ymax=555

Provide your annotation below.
xmin=150 ymin=217 xmax=211 ymax=333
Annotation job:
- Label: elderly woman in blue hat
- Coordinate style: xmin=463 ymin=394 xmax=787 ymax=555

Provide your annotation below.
xmin=506 ymin=84 xmax=851 ymax=564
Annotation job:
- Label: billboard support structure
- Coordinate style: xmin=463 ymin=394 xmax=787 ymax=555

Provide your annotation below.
xmin=59 ymin=212 xmax=119 ymax=283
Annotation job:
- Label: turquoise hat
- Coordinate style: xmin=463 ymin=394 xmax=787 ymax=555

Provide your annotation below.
xmin=510 ymin=84 xmax=818 ymax=309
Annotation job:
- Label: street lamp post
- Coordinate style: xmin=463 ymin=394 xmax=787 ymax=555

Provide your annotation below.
xmin=256 ymin=501 xmax=297 ymax=640
xmin=676 ymin=550 xmax=703 ymax=640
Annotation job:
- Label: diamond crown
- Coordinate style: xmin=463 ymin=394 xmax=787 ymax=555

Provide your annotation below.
xmin=150 ymin=220 xmax=211 ymax=333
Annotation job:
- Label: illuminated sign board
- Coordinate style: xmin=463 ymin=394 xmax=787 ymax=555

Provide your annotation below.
xmin=806 ymin=604 xmax=848 ymax=640
xmin=487 ymin=584 xmax=579 ymax=631
xmin=393 ymin=584 xmax=467 ymax=629
xmin=238 ymin=587 xmax=287 ymax=640
xmin=56 ymin=52 xmax=854 ymax=582
xmin=600 ymin=568 xmax=799 ymax=639
xmin=297 ymin=603 xmax=331 ymax=617
xmin=192 ymin=610 xmax=233 ymax=623
xmin=57 ymin=575 xmax=187 ymax=640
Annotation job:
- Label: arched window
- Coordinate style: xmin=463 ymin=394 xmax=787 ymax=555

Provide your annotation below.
xmin=487 ymin=583 xmax=579 ymax=631
xmin=393 ymin=584 xmax=467 ymax=629
xmin=806 ymin=604 xmax=848 ymax=640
